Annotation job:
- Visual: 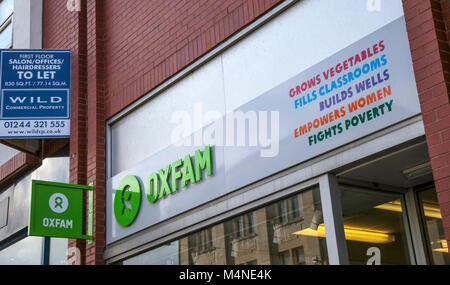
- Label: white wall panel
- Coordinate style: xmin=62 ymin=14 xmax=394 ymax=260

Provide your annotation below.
xmin=111 ymin=0 xmax=404 ymax=175
xmin=111 ymin=57 xmax=225 ymax=174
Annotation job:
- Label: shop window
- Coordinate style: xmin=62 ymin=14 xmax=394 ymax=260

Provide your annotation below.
xmin=0 ymin=234 xmax=69 ymax=265
xmin=340 ymin=185 xmax=411 ymax=265
xmin=225 ymin=187 xmax=327 ymax=265
xmin=119 ymin=241 xmax=180 ymax=265
xmin=0 ymin=235 xmax=43 ymax=265
xmin=0 ymin=0 xmax=13 ymax=48
xmin=417 ymin=188 xmax=450 ymax=265
xmin=49 ymin=238 xmax=69 ymax=265
xmin=118 ymin=187 xmax=328 ymax=265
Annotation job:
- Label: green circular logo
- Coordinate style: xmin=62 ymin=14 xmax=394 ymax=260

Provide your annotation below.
xmin=114 ymin=175 xmax=142 ymax=227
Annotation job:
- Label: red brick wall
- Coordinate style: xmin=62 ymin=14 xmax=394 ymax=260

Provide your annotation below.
xmin=43 ymin=0 xmax=88 ymax=264
xmin=403 ymin=0 xmax=450 ymax=252
xmin=442 ymin=0 xmax=450 ymax=46
xmin=85 ymin=0 xmax=106 ymax=265
xmin=103 ymin=0 xmax=282 ymax=118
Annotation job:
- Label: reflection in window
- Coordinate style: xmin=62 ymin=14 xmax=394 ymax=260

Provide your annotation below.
xmin=246 ymin=213 xmax=254 ymax=235
xmin=120 ymin=241 xmax=179 ymax=265
xmin=293 ymin=246 xmax=306 ymax=265
xmin=278 ymin=201 xmax=287 ymax=224
xmin=119 ymin=187 xmax=328 ymax=265
xmin=279 ymin=251 xmax=290 ymax=265
xmin=231 ymin=213 xmax=255 ymax=240
xmin=276 ymin=197 xmax=302 ymax=225
xmin=49 ymin=238 xmax=69 ymax=265
xmin=290 ymin=197 xmax=301 ymax=219
xmin=225 ymin=188 xmax=327 ymax=265
xmin=188 ymin=228 xmax=215 ymax=264
xmin=340 ymin=186 xmax=411 ymax=265
xmin=234 ymin=218 xmax=243 ymax=239
xmin=418 ymin=188 xmax=450 ymax=265
xmin=0 ymin=236 xmax=43 ymax=265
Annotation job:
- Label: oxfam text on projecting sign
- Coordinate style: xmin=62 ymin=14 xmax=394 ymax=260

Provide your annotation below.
xmin=28 ymin=180 xmax=92 ymax=240
xmin=0 ymin=50 xmax=70 ymax=138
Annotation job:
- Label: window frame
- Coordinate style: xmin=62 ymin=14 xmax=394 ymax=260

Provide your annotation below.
xmin=414 ymin=184 xmax=449 ymax=265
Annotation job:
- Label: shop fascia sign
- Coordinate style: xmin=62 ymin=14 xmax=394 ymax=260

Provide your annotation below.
xmin=113 ymin=145 xmax=213 ymax=227
xmin=107 ymin=16 xmax=422 ymax=244
xmin=28 ymin=180 xmax=93 ymax=241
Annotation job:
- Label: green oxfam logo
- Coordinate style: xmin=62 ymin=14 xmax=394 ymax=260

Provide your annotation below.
xmin=113 ymin=175 xmax=142 ymax=227
xmin=113 ymin=146 xmax=213 ymax=227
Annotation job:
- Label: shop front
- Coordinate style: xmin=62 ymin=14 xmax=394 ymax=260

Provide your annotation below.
xmin=103 ymin=0 xmax=449 ymax=265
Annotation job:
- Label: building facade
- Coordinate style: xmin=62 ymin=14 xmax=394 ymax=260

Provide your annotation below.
xmin=1 ymin=0 xmax=450 ymax=265
xmin=0 ymin=0 xmax=71 ymax=265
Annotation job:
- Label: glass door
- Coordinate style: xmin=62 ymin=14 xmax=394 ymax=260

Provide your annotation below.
xmin=339 ymin=185 xmax=412 ymax=265
xmin=416 ymin=187 xmax=450 ymax=265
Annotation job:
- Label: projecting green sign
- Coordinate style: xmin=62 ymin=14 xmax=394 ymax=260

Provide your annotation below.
xmin=28 ymin=180 xmax=93 ymax=240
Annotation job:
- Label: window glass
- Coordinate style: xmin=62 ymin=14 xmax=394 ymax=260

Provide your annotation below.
xmin=417 ymin=188 xmax=450 ymax=265
xmin=290 ymin=197 xmax=301 ymax=219
xmin=279 ymin=251 xmax=290 ymax=265
xmin=0 ymin=0 xmax=13 ymax=25
xmin=0 ymin=21 xmax=12 ymax=48
xmin=120 ymin=241 xmax=179 ymax=265
xmin=340 ymin=186 xmax=411 ymax=265
xmin=49 ymin=238 xmax=69 ymax=265
xmin=119 ymin=187 xmax=328 ymax=265
xmin=293 ymin=246 xmax=306 ymax=265
xmin=0 ymin=157 xmax=70 ymax=265
xmin=278 ymin=201 xmax=287 ymax=224
xmin=0 ymin=236 xmax=43 ymax=265
xmin=246 ymin=213 xmax=254 ymax=234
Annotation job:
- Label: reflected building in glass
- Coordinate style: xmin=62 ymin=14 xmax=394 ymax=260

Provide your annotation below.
xmin=121 ymin=188 xmax=329 ymax=265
